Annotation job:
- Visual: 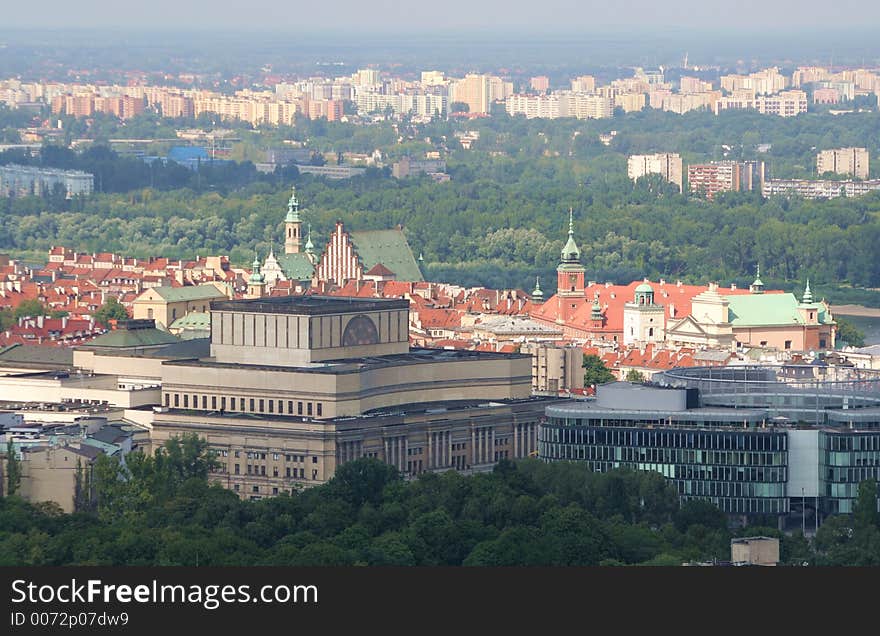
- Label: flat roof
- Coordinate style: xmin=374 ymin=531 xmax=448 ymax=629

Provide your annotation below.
xmin=163 ymin=347 xmax=531 ymax=375
xmin=546 ymin=400 xmax=768 ymax=422
xmin=210 ymin=295 xmax=410 ymax=316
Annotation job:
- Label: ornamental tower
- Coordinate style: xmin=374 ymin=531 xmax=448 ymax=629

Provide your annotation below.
xmin=284 ymin=186 xmax=303 ymax=254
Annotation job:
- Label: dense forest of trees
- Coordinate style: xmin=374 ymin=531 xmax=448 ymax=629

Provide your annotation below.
xmin=3 ymin=436 xmax=878 ymax=566
xmin=2 ymin=109 xmax=880 ymax=300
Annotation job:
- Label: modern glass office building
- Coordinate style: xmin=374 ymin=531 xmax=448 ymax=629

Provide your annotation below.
xmin=540 ymin=366 xmax=880 ymax=524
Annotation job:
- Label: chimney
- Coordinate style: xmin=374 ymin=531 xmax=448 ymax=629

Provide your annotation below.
xmin=676 ymin=280 xmax=682 ymax=287
xmin=730 ymin=283 xmax=737 ymax=291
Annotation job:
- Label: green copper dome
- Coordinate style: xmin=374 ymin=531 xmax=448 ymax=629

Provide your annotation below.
xmin=635 ymin=282 xmax=653 ymax=293
xmin=532 ymin=276 xmax=544 ymax=300
xmin=249 ymin=254 xmax=265 ymax=284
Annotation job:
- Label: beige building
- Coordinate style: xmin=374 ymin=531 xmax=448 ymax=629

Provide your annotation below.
xmin=627 ymin=153 xmax=683 ymax=191
xmin=521 ymin=343 xmax=584 ymax=395
xmin=817 ymin=147 xmax=869 ymax=179
xmin=152 ymin=295 xmax=552 ymax=499
xmin=731 ymin=536 xmax=780 ymax=566
xmin=451 ymin=74 xmax=491 ymax=114
xmin=131 ymin=283 xmax=228 ymax=330
xmin=13 ymin=444 xmax=99 ymax=513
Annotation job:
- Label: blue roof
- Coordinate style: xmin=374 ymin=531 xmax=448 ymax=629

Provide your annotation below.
xmin=167 ymin=146 xmax=209 ymax=162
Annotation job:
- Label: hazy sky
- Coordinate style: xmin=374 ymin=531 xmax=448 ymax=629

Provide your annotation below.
xmin=4 ymin=0 xmax=880 ymax=32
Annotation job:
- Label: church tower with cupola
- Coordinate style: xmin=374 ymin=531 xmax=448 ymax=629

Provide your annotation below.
xmin=284 ymin=186 xmax=303 ymax=254
xmin=623 ymin=282 xmax=665 ymax=346
xmin=555 ymin=209 xmax=586 ymax=324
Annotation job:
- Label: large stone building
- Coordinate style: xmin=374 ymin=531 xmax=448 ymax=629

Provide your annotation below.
xmin=151 ymin=295 xmax=551 ymax=499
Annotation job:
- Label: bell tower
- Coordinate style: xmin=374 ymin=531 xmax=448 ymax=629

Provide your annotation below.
xmin=284 ymin=186 xmax=303 ymax=254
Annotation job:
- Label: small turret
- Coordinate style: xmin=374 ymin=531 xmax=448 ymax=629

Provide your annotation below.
xmin=284 ymin=186 xmax=303 ymax=254
xmin=802 ymin=279 xmax=813 ymax=305
xmin=532 ymin=276 xmax=544 ymax=302
xmin=750 ymin=265 xmax=764 ymax=294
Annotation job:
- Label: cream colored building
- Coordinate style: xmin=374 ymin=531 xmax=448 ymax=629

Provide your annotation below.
xmin=521 ymin=343 xmax=584 ymax=395
xmin=131 ymin=283 xmax=228 ymax=330
xmin=153 ymin=295 xmax=552 ymax=499
xmin=731 ymin=536 xmax=780 ymax=566
xmin=450 ymin=74 xmax=491 ymax=114
xmin=627 ymin=153 xmax=683 ymax=191
xmin=14 ymin=444 xmax=98 ymax=513
xmin=817 ymin=147 xmax=869 ymax=179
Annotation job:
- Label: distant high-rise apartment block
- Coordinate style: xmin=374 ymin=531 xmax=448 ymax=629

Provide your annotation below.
xmin=817 ymin=147 xmax=869 ymax=179
xmin=679 ymin=76 xmax=714 ymax=93
xmin=763 ymin=178 xmax=880 ymax=199
xmin=505 ymin=93 xmax=612 ymax=120
xmin=721 ymin=67 xmax=787 ymax=95
xmin=687 ymin=161 xmax=765 ymax=200
xmin=351 ymin=69 xmax=380 ymax=86
xmin=571 ymin=75 xmax=596 ymax=93
xmin=614 ymin=92 xmax=646 ymax=113
xmin=488 ymin=76 xmax=514 ymax=102
xmin=0 ymin=164 xmax=94 ymax=198
xmin=627 ymin=153 xmax=683 ymax=191
xmin=451 ymin=74 xmax=491 ymax=114
xmin=715 ymin=90 xmax=807 ymax=117
xmin=420 ymin=71 xmax=446 ymax=86
xmin=530 ymin=76 xmax=550 ymax=92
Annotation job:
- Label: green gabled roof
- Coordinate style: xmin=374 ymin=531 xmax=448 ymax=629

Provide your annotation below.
xmin=80 ymin=327 xmax=180 ymax=349
xmin=149 ymin=285 xmax=226 ymax=303
xmin=169 ymin=312 xmax=210 ymax=330
xmin=724 ymin=293 xmax=833 ymax=327
xmin=277 ymin=253 xmax=316 ymax=282
xmin=350 ymin=229 xmax=424 ymax=282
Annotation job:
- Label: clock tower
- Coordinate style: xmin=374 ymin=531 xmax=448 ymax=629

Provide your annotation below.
xmin=555 ymin=209 xmax=586 ymax=324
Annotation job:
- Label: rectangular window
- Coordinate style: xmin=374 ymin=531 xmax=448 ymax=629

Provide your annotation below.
xmin=252 ymin=486 xmax=259 ymax=493
xmin=183 ymin=394 xmax=188 ymax=408
xmin=298 ymin=402 xmax=303 ymax=415
xmin=259 ymin=399 xmax=264 ymax=412
xmin=261 ymin=466 xmax=266 ymax=476
xmin=221 ymin=397 xmax=226 ymax=410
xmin=286 ymin=467 xmax=291 ymax=477
xmin=268 ymin=400 xmax=274 ymax=413
xmin=240 ymin=398 xmax=245 ymax=411
xmin=273 ymin=467 xmax=279 ymax=477
xmin=212 ymin=396 xmax=217 ymax=410
xmin=234 ymin=464 xmax=240 ymax=474
xmin=247 ymin=465 xmax=252 ymax=474
xmin=165 ymin=393 xmax=170 ymax=407
xmin=202 ymin=395 xmax=207 ymax=409
xmin=272 ymin=487 xmax=279 ymax=495
xmin=784 ymin=340 xmax=792 ymax=350
xmin=312 ymin=456 xmax=318 ymax=464
xmin=288 ymin=401 xmax=294 ymax=414
xmin=307 ymin=403 xmax=313 ymax=416
xmin=317 ymin=403 xmax=323 ymax=417
xmin=250 ymin=398 xmax=255 ymax=412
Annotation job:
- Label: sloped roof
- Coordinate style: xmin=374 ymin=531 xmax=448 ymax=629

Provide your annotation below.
xmin=350 ymin=229 xmax=423 ymax=282
xmin=169 ymin=312 xmax=210 ymax=331
xmin=0 ymin=344 xmax=74 ymax=368
xmin=276 ymin=253 xmax=316 ymax=282
xmin=78 ymin=326 xmax=180 ymax=349
xmin=144 ymin=285 xmax=226 ymax=303
xmin=366 ymin=262 xmax=396 ymax=277
xmin=725 ymin=293 xmax=833 ymax=327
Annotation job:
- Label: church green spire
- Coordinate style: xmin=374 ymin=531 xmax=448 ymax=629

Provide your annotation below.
xmin=560 ymin=208 xmax=581 ymax=262
xmin=802 ymin=279 xmax=813 ymax=304
xmin=304 ymin=223 xmax=314 ymax=253
xmin=750 ymin=264 xmax=764 ymax=294
xmin=285 ymin=186 xmax=301 ymax=223
xmin=249 ymin=252 xmax=265 ymax=284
